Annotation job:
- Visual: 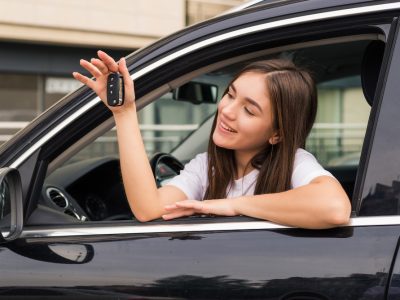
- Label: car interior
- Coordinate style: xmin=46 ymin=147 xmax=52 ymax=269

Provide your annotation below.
xmin=26 ymin=33 xmax=386 ymax=225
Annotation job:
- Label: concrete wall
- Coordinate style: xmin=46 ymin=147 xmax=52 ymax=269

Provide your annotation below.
xmin=0 ymin=0 xmax=186 ymax=49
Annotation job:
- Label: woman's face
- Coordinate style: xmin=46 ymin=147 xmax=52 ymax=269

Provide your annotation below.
xmin=213 ymin=71 xmax=278 ymax=156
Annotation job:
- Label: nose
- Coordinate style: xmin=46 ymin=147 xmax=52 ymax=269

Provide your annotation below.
xmin=220 ymin=97 xmax=237 ymax=120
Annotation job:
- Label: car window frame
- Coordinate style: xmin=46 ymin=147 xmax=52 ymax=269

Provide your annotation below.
xmin=33 ymin=38 xmax=384 ymax=229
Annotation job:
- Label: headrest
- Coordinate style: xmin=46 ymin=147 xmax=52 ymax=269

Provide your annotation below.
xmin=361 ymin=41 xmax=385 ymax=106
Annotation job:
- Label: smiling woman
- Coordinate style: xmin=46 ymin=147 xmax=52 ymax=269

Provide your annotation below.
xmin=73 ymin=52 xmax=351 ymax=229
xmin=205 ymin=60 xmax=319 ymax=198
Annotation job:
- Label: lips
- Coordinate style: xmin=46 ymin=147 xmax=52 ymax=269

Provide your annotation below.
xmin=219 ymin=120 xmax=237 ymax=133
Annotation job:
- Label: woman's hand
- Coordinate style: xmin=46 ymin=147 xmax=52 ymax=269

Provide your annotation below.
xmin=162 ymin=199 xmax=237 ymax=220
xmin=72 ymin=50 xmax=135 ymax=114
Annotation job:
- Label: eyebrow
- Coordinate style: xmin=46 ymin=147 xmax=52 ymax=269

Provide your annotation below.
xmin=230 ymin=83 xmax=263 ymax=113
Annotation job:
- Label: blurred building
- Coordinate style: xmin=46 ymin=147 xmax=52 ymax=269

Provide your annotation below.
xmin=0 ymin=0 xmax=246 ymax=142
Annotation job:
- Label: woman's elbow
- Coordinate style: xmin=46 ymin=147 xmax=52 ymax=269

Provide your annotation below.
xmin=325 ymin=197 xmax=352 ymax=226
xmin=134 ymin=212 xmax=164 ymax=222
xmin=134 ymin=213 xmax=153 ymax=223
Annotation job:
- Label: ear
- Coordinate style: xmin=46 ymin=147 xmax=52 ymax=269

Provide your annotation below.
xmin=268 ymin=132 xmax=281 ymax=145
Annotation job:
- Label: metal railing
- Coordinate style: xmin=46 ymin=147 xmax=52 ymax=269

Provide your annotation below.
xmin=0 ymin=121 xmax=366 ymax=166
xmin=0 ymin=122 xmax=198 ymax=142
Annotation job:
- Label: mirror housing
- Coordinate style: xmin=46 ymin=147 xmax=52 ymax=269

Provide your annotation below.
xmin=0 ymin=168 xmax=23 ymax=242
xmin=173 ymin=81 xmax=218 ymax=104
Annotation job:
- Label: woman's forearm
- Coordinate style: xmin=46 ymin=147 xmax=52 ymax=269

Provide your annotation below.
xmin=73 ymin=51 xmax=169 ymax=221
xmin=114 ymin=108 xmax=163 ymax=221
xmin=230 ymin=176 xmax=351 ymax=229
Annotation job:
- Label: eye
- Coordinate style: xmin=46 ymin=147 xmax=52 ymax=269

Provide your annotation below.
xmin=226 ymin=92 xmax=234 ymax=99
xmin=244 ymin=107 xmax=254 ymax=116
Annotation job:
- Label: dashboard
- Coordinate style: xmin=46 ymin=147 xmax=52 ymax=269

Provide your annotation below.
xmin=40 ymin=157 xmax=132 ymax=222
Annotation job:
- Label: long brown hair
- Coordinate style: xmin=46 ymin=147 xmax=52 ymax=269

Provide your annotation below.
xmin=204 ymin=59 xmax=317 ymax=199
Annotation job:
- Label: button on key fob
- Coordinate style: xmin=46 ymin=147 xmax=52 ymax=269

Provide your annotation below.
xmin=107 ymin=73 xmax=125 ymax=106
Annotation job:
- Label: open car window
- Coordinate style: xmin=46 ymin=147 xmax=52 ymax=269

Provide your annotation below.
xmin=34 ymin=35 xmax=382 ymax=224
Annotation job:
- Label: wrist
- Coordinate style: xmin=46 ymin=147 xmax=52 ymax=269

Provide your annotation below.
xmin=230 ymin=196 xmax=243 ymax=216
xmin=113 ymin=104 xmax=137 ymax=119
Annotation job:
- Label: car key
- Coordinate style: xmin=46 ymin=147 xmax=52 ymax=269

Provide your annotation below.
xmin=107 ymin=72 xmax=125 ymax=106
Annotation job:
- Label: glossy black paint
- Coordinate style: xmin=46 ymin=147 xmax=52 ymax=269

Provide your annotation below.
xmin=0 ymin=225 xmax=396 ymax=299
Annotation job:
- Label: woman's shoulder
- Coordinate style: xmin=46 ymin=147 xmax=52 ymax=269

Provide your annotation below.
xmin=292 ymin=148 xmax=332 ymax=187
xmin=183 ymin=152 xmax=208 ymax=171
xmin=294 ymin=148 xmax=318 ymax=162
xmin=192 ymin=152 xmax=208 ymax=163
xmin=293 ymin=148 xmax=321 ymax=170
xmin=295 ymin=148 xmax=314 ymax=156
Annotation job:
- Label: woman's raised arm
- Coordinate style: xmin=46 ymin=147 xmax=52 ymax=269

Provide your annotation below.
xmin=73 ymin=51 xmax=187 ymax=222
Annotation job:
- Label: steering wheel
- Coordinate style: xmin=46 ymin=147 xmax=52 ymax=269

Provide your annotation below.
xmin=149 ymin=152 xmax=184 ymax=187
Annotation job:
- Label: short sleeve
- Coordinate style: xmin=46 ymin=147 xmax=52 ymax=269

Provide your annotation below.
xmin=291 ymin=149 xmax=335 ymax=188
xmin=165 ymin=152 xmax=208 ymax=200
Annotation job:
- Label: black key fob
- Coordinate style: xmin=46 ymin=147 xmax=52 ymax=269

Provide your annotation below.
xmin=107 ymin=73 xmax=125 ymax=106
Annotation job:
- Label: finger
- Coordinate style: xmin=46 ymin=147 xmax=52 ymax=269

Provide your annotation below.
xmin=177 ymin=201 xmax=211 ymax=214
xmin=79 ymin=59 xmax=103 ymax=78
xmin=91 ymin=58 xmax=109 ymax=74
xmin=176 ymin=201 xmax=202 ymax=210
xmin=97 ymin=50 xmax=119 ymax=72
xmin=118 ymin=57 xmax=135 ymax=102
xmin=162 ymin=213 xmax=181 ymax=220
xmin=72 ymin=72 xmax=96 ymax=90
xmin=164 ymin=204 xmax=178 ymax=210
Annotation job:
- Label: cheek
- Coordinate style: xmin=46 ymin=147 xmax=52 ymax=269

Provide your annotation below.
xmin=239 ymin=119 xmax=272 ymax=140
xmin=217 ymin=96 xmax=228 ymax=112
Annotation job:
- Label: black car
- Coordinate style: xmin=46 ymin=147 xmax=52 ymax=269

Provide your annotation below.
xmin=1 ymin=0 xmax=400 ymax=298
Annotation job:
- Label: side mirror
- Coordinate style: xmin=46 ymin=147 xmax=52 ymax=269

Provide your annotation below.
xmin=172 ymin=81 xmax=218 ymax=104
xmin=0 ymin=168 xmax=23 ymax=242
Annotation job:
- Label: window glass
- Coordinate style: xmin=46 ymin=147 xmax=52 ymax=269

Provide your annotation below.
xmin=308 ymin=76 xmax=370 ymax=167
xmin=137 ymin=91 xmax=216 ymax=156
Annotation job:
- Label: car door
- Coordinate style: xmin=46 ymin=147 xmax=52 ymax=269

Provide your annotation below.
xmin=1 ymin=2 xmax=400 ymax=300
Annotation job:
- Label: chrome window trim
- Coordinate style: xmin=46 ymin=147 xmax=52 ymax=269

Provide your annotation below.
xmin=10 ymin=2 xmax=400 ymax=169
xmin=10 ymin=99 xmax=100 ymax=168
xmin=20 ymin=216 xmax=400 ymax=239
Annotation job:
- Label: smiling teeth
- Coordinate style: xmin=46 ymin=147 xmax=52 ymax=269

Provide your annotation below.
xmin=221 ymin=122 xmax=236 ymax=132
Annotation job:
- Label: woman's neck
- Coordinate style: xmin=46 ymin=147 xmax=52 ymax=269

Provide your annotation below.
xmin=234 ymin=150 xmax=256 ymax=179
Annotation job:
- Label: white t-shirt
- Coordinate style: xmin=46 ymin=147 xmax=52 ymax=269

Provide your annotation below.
xmin=166 ymin=148 xmax=334 ymax=200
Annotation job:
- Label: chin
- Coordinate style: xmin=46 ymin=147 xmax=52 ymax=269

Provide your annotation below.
xmin=212 ymin=133 xmax=231 ymax=150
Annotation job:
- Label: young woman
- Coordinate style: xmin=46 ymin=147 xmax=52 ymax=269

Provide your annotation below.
xmin=73 ymin=50 xmax=351 ymax=229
